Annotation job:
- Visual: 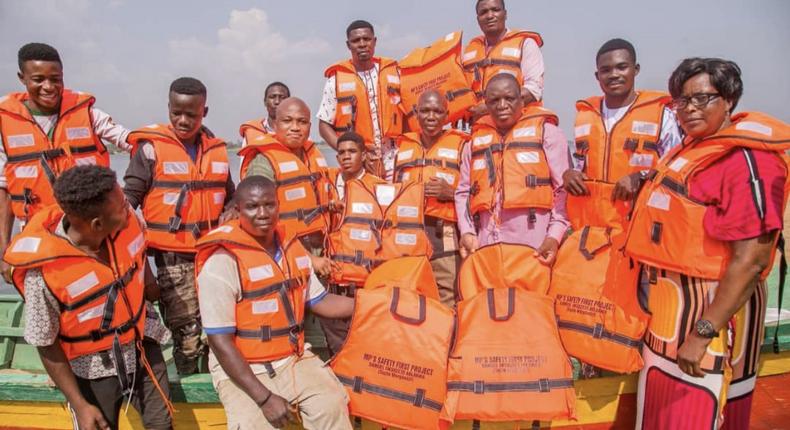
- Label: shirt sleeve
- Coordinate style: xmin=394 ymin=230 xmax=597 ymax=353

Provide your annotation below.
xmin=521 ymin=38 xmax=545 ymax=102
xmin=123 ymin=142 xmax=156 ymax=209
xmin=245 ymin=154 xmax=276 ymax=181
xmin=454 ymin=141 xmax=476 ymax=236
xmin=305 ymin=271 xmax=328 ymax=307
xmin=23 ymin=269 xmax=61 ymax=347
xmin=657 ymin=107 xmax=683 ymax=159
xmin=91 ymin=107 xmax=132 ymax=152
xmin=0 ymin=136 xmax=7 ymax=189
xmin=543 ymin=123 xmax=572 ymax=242
xmin=316 ymin=76 xmax=337 ymax=124
xmin=197 ymin=249 xmax=242 ymax=334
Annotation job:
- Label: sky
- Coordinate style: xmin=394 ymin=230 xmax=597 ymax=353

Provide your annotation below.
xmin=0 ymin=0 xmax=788 ymax=144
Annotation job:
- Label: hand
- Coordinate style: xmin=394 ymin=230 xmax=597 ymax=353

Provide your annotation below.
xmin=562 ymin=169 xmax=589 ymax=196
xmin=260 ymin=393 xmax=297 ymax=428
xmin=219 ymin=206 xmax=239 ymax=224
xmin=310 ymin=255 xmax=337 ymax=278
xmin=424 ymin=177 xmax=455 ymax=201
xmin=534 ymin=237 xmax=560 ymax=266
xmin=459 ymin=233 xmax=479 ymax=259
xmin=468 ymin=103 xmax=489 ymax=122
xmin=74 ymin=402 xmax=110 ymax=430
xmin=0 ymin=261 xmax=12 ymax=285
xmin=328 ymin=199 xmax=345 ymax=214
xmin=677 ymin=333 xmax=709 ymax=378
xmin=611 ymin=172 xmax=643 ymax=201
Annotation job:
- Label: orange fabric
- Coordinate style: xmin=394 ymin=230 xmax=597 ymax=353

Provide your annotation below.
xmin=625 ymin=112 xmax=790 ymax=280
xmin=0 ymin=90 xmax=108 ymax=221
xmin=443 ymin=243 xmax=574 ymax=423
xmin=462 ymin=30 xmax=543 ymax=97
xmin=399 ymin=31 xmax=476 ymax=130
xmin=4 ymin=205 xmax=146 ymax=360
xmin=566 ymin=181 xmax=632 ymax=231
xmin=549 ymin=226 xmax=647 ymax=373
xmin=238 ymin=118 xmax=271 ymax=145
xmin=328 ymin=180 xmax=433 ymax=286
xmin=324 ymin=58 xmax=403 ymax=148
xmin=127 ymin=124 xmax=229 ymax=253
xmin=574 ymin=91 xmax=671 ymax=182
xmin=195 ymin=221 xmax=312 ymax=362
xmin=468 ymin=106 xmax=557 ymax=216
xmin=394 ymin=130 xmax=468 ymax=222
xmin=331 ymin=287 xmax=454 ymax=429
xmin=363 ymin=256 xmax=440 ymax=300
xmin=238 ymin=135 xmax=330 ymax=240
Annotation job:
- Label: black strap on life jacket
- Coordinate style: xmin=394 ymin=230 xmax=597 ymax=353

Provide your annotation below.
xmin=335 ymin=374 xmax=444 ymax=412
xmin=556 ymin=320 xmax=642 ymax=349
xmin=774 ymin=233 xmax=787 ymax=354
xmin=446 ymin=377 xmax=574 ymax=394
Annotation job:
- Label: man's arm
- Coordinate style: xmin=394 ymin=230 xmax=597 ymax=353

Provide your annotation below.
xmin=319 ymin=121 xmax=339 ymax=150
xmin=542 ymin=123 xmax=571 ymax=244
xmin=310 ymin=294 xmax=354 ymax=319
xmin=520 ymin=38 xmax=544 ymax=104
xmin=122 ymin=142 xmax=155 ymax=209
xmin=0 ymin=189 xmax=14 ymax=282
xmin=91 ymin=108 xmax=132 ymax=153
xmin=317 ymin=76 xmax=339 ymax=149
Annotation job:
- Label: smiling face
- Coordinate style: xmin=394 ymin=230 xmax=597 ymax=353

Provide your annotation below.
xmin=476 ymin=0 xmax=507 ymax=38
xmin=18 ymin=60 xmax=63 ymax=114
xmin=484 ymin=76 xmax=523 ymax=132
xmin=274 ymin=98 xmax=311 ymax=149
xmin=595 ymin=48 xmax=639 ymax=101
xmin=674 ymin=73 xmax=733 ymax=139
xmin=236 ymin=183 xmax=279 ymax=241
xmin=168 ymin=92 xmax=207 ymax=143
xmin=347 ymin=27 xmax=376 ymax=66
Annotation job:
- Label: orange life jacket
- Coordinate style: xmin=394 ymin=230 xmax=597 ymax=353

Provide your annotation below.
xmin=326 ymin=169 xmax=386 ymax=231
xmin=238 ymin=135 xmax=330 ymax=240
xmin=127 ymin=124 xmax=228 ymax=253
xmin=238 ymin=118 xmax=272 ymax=146
xmin=625 ymin=112 xmax=790 ymax=280
xmin=442 ymin=243 xmax=576 ymax=423
xmin=331 ymin=286 xmax=454 ymax=430
xmin=0 ymin=90 xmax=109 ymax=221
xmin=394 ymin=130 xmax=468 ymax=222
xmin=462 ymin=30 xmax=543 ymax=97
xmin=324 ymin=58 xmax=404 ymax=148
xmin=565 ymin=181 xmax=632 ymax=231
xmin=195 ymin=221 xmax=312 ymax=362
xmin=4 ymin=205 xmax=146 ymax=360
xmin=549 ymin=226 xmax=648 ymax=374
xmin=468 ymin=106 xmax=557 ymax=218
xmin=363 ymin=255 xmax=440 ymax=300
xmin=574 ymin=91 xmax=671 ymax=183
xmin=328 ymin=180 xmax=433 ymax=285
xmin=399 ymin=31 xmax=476 ymax=130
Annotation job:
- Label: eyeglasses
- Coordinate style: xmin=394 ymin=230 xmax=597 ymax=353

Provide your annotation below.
xmin=671 ymin=93 xmax=721 ymax=110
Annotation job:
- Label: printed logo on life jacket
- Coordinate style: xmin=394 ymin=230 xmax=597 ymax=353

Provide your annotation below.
xmin=396 ymin=205 xmax=419 ymax=218
xmin=515 ymin=152 xmax=540 ymax=164
xmin=361 ymin=353 xmax=434 ymax=382
xmin=74 ymin=156 xmax=97 ymax=166
xmin=248 ymin=264 xmax=274 ymax=282
xmin=501 ymin=47 xmax=521 ymax=58
xmin=11 ymin=236 xmax=41 ymax=253
xmin=629 ymin=153 xmax=654 ymax=168
xmin=352 ymin=202 xmax=374 ymax=215
xmin=65 ymin=127 xmax=91 ymax=140
xmin=575 ymin=124 xmax=591 ymax=139
xmin=631 ymin=121 xmax=659 ymax=136
xmin=398 ymin=149 xmax=414 ymax=162
xmin=252 ymin=299 xmax=279 ymax=315
xmin=473 ymin=134 xmax=493 ymax=147
xmin=66 ymin=271 xmax=100 ymax=299
xmin=212 ymin=162 xmax=229 ymax=174
xmin=395 ymin=233 xmax=417 ymax=245
xmin=77 ymin=303 xmax=105 ymax=323
xmin=375 ymin=185 xmax=396 ymax=206
xmin=284 ymin=187 xmax=306 ymax=201
xmin=350 ymin=228 xmax=372 ymax=242
xmin=473 ymin=354 xmax=548 ymax=373
xmin=736 ymin=121 xmax=773 ymax=136
xmin=14 ymin=166 xmax=38 ymax=179
xmin=6 ymin=134 xmax=35 ymax=148
xmin=278 ymin=161 xmax=299 ymax=174
xmin=435 ymin=172 xmax=455 ymax=184
xmin=647 ymin=191 xmax=670 ymax=211
xmin=163 ymin=162 xmax=189 ymax=175
xmin=555 ymin=294 xmax=615 ymax=317
xmin=437 ymin=148 xmax=458 ymax=159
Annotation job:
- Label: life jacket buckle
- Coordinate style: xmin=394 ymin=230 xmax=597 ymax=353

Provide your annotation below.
xmin=526 ymin=174 xmax=538 ymax=188
xmin=538 ymin=378 xmax=551 ymax=393
xmin=592 ymin=323 xmax=605 ymax=339
xmin=528 ymin=208 xmax=537 ymax=225
xmin=89 ymin=329 xmax=104 ymax=342
xmin=650 ymin=222 xmax=662 ymax=244
xmin=473 ymin=380 xmax=485 ymax=394
xmin=258 ymin=325 xmax=272 ymax=342
xmin=413 ymin=388 xmax=426 ymax=407
xmin=190 ymin=223 xmax=201 ymax=239
xmin=623 ymin=138 xmax=639 ymax=151
xmin=167 ymin=216 xmax=182 ymax=233
xmin=352 ymin=376 xmax=364 ymax=393
xmin=42 ymin=148 xmax=66 ymax=160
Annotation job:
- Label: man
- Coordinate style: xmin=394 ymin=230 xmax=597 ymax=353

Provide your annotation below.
xmin=0 ymin=43 xmax=133 ymax=280
xmin=239 ymin=82 xmax=291 ymax=147
xmin=197 ymin=176 xmax=353 ymax=429
xmin=463 ymin=0 xmax=545 ymax=121
xmin=455 ymin=74 xmax=570 ymax=264
xmin=124 ymin=77 xmax=234 ymax=375
xmin=317 ymin=20 xmax=405 ymax=180
xmin=563 ymin=38 xmax=682 ymax=201
xmin=3 ymin=165 xmax=172 ymax=430
xmin=394 ymin=90 xmax=467 ymax=307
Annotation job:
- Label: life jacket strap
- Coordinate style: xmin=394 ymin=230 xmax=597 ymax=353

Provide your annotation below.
xmin=336 ymin=374 xmax=444 ymax=411
xmin=556 ymin=320 xmax=643 ymax=348
xmin=446 ymin=377 xmax=574 ymax=394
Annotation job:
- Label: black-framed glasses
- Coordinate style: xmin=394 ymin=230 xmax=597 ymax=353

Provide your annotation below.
xmin=671 ymin=93 xmax=721 ymax=110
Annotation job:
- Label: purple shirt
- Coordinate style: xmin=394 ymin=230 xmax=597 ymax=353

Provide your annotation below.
xmin=455 ymin=122 xmax=571 ymax=248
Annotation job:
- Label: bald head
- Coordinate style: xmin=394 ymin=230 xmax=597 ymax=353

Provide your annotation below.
xmin=418 ymin=90 xmax=448 ymax=109
xmin=276 ymin=97 xmax=310 ymax=118
xmin=274 ymin=97 xmax=312 ymax=149
xmin=416 ymin=89 xmax=449 ymax=139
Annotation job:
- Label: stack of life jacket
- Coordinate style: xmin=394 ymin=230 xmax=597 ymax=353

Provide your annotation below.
xmin=0 ymin=90 xmax=109 ymax=221
xmin=462 ymin=30 xmax=543 ymax=98
xmin=442 ymin=243 xmax=576 ymax=425
xmin=331 ymin=256 xmax=454 ymax=430
xmin=327 ymin=179 xmax=433 ymax=286
xmin=399 ymin=31 xmax=476 ymax=130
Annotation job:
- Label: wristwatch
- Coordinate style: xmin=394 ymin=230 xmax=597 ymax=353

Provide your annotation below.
xmin=695 ymin=319 xmax=719 ymax=339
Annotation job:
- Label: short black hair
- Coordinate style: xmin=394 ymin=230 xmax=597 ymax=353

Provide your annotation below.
xmin=170 ymin=77 xmax=207 ymax=97
xmin=337 ymin=131 xmax=366 ymax=151
xmin=18 ymin=43 xmax=62 ymax=71
xmin=484 ymin=73 xmax=521 ymax=96
xmin=54 ymin=165 xmax=117 ymax=220
xmin=476 ymin=0 xmax=506 ymax=12
xmin=236 ymin=175 xmax=276 ymax=199
xmin=669 ymin=57 xmax=743 ymax=111
xmin=346 ymin=20 xmax=374 ymax=38
xmin=264 ymin=82 xmax=290 ymax=98
xmin=596 ymin=38 xmax=637 ymax=64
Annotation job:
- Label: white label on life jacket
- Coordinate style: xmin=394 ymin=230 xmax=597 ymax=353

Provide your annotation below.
xmin=284 ymin=187 xmax=306 ymax=201
xmin=499 ymin=70 xmax=518 ymax=78
xmin=391 ymin=95 xmax=401 ymax=105
xmin=248 ymin=264 xmax=274 ymax=282
xmin=252 ymin=299 xmax=279 ymax=315
xmin=736 ymin=121 xmax=773 ymax=136
xmin=213 ymin=192 xmax=225 ymax=205
xmin=211 ymin=162 xmax=229 ymax=174
xmin=67 ymin=272 xmax=100 ymax=299
xmin=74 ymin=156 xmax=97 ymax=166
xmin=501 ymin=47 xmax=521 ymax=58
xmin=163 ymin=162 xmax=189 ymax=175
xmin=401 ymin=172 xmax=410 ymax=181
xmin=473 ymin=134 xmax=493 ymax=147
xmin=437 ymin=148 xmax=458 ymax=159
xmin=395 ymin=233 xmax=417 ymax=245
xmin=575 ymin=124 xmax=591 ymax=138
xmin=127 ymin=233 xmax=145 ymax=257
xmin=66 ymin=127 xmax=91 ymax=140
xmin=209 ymin=225 xmax=234 ymax=235
xmin=445 ymin=32 xmax=456 ymax=42
xmin=375 ymin=185 xmax=396 ymax=206
xmin=631 ymin=121 xmax=659 ymax=136
xmin=11 ymin=236 xmax=41 ymax=253
xmin=472 ymin=159 xmax=487 ymax=170
xmin=278 ymin=161 xmax=298 ymax=173
xmin=296 ymin=256 xmax=311 ymax=269
xmin=516 ymin=152 xmax=540 ymax=164
xmin=341 ymin=105 xmax=353 ymax=115
xmin=77 ymin=303 xmax=105 ymax=323
xmin=316 ymin=157 xmax=328 ymax=167
xmin=436 ymin=171 xmax=455 ymax=184
xmin=629 ymin=153 xmax=654 ymax=167
xmin=463 ymin=50 xmax=478 ymax=62
xmin=14 ymin=166 xmax=38 ymax=179
xmin=162 ymin=192 xmax=179 ymax=206
xmin=398 ymin=149 xmax=414 ymax=161
xmin=7 ymin=134 xmax=35 ymax=148
xmin=339 ymin=82 xmax=356 ymax=92
xmin=513 ymin=127 xmax=536 ymax=138
xmin=349 ymin=228 xmax=372 ymax=242
xmin=397 ymin=205 xmax=419 ymax=218
xmin=352 ymin=202 xmax=374 ymax=215
xmin=387 ymin=74 xmax=400 ymax=85
xmin=668 ymin=157 xmax=689 ymax=172
xmin=647 ymin=191 xmax=670 ymax=211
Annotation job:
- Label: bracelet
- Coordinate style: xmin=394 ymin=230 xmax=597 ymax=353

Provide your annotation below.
xmin=256 ymin=391 xmax=273 ymax=408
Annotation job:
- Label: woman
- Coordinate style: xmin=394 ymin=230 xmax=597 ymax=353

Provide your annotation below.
xmin=625 ymin=58 xmax=789 ymax=429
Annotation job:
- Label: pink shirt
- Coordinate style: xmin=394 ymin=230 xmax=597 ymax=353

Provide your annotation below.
xmin=455 ymin=122 xmax=571 ymax=248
